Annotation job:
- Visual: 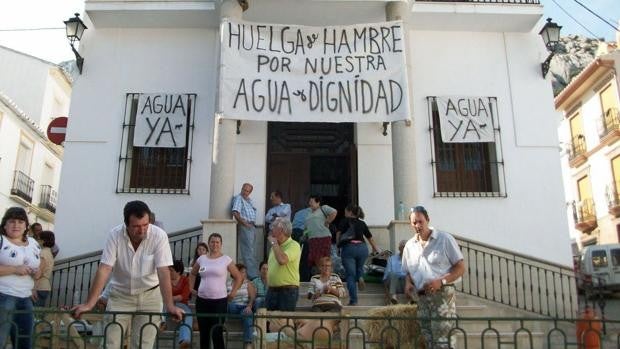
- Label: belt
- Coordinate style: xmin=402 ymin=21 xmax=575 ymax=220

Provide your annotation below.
xmin=417 ymin=284 xmax=454 ymax=296
xmin=146 ymin=284 xmax=160 ymax=292
xmin=268 ymin=285 xmax=299 ymax=291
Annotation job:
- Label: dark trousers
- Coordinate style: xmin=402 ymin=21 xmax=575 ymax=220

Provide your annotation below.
xmin=196 ymin=297 xmax=227 ymax=349
xmin=300 ymin=242 xmax=311 ymax=282
xmin=265 ymin=287 xmax=299 ymax=311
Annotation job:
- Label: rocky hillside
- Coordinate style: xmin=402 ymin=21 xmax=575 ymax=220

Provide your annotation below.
xmin=549 ymin=35 xmax=602 ymax=96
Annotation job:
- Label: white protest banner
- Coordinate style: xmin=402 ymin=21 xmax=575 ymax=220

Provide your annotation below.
xmin=133 ymin=94 xmax=189 ymax=148
xmin=220 ymin=19 xmax=410 ymax=122
xmin=435 ymin=96 xmax=496 ymax=143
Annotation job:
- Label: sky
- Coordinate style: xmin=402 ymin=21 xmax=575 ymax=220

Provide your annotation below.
xmin=0 ymin=0 xmax=617 ymax=64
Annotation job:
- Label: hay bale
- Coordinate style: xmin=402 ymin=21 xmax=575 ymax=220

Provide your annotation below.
xmin=364 ymin=304 xmax=424 ymax=349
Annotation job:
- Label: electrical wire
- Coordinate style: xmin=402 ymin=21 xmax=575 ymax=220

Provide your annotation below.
xmin=549 ymin=0 xmax=600 ymax=38
xmin=571 ymin=0 xmax=620 ymax=32
xmin=0 ymin=27 xmax=64 ymax=32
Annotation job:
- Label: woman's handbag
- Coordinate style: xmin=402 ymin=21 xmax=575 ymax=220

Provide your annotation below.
xmin=337 ymin=222 xmax=356 ymax=248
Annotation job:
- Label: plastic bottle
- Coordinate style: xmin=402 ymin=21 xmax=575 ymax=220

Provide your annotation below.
xmin=398 ymin=201 xmax=406 ymax=221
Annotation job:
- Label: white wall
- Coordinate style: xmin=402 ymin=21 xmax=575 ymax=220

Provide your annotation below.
xmin=0 ymin=47 xmax=54 ymax=126
xmin=55 ymin=27 xmax=219 ymax=257
xmin=408 ymin=30 xmax=571 ymax=265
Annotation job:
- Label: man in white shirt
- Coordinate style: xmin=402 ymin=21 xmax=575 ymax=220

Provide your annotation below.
xmin=402 ymin=206 xmax=465 ymax=349
xmin=72 ymin=201 xmax=183 ymax=349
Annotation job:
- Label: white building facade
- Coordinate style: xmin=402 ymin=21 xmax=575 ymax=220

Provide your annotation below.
xmin=556 ymin=49 xmax=620 ymax=249
xmin=0 ymin=46 xmax=70 ymax=229
xmin=56 ymin=0 xmax=572 ymax=266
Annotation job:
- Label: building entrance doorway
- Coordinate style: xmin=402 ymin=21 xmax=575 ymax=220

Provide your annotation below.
xmin=266 ymin=122 xmax=357 ymax=226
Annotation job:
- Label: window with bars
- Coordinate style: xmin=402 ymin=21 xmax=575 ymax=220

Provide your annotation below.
xmin=116 ymin=93 xmax=196 ymax=194
xmin=427 ymin=96 xmax=506 ymax=197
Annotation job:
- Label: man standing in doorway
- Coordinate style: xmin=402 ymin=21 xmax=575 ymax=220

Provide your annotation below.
xmin=402 ymin=206 xmax=465 ymax=349
xmin=264 ymin=191 xmax=292 ymax=261
xmin=232 ymin=182 xmax=259 ymax=280
xmin=266 ymin=217 xmax=301 ymax=311
xmin=72 ymin=200 xmax=183 ymax=349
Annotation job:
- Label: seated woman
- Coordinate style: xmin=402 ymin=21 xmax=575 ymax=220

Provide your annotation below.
xmin=252 ymin=261 xmax=268 ymax=310
xmin=296 ymin=256 xmax=346 ymax=341
xmin=227 ymin=263 xmax=256 ymax=349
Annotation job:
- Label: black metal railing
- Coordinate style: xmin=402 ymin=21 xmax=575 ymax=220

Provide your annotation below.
xmin=572 ymin=199 xmax=596 ymax=225
xmin=10 ymin=170 xmax=35 ymax=203
xmin=568 ymin=134 xmax=587 ymax=161
xmin=418 ymin=0 xmax=540 ymax=3
xmin=49 ymin=225 xmax=203 ymax=307
xmin=19 ymin=309 xmax=620 ymax=349
xmin=600 ymin=107 xmax=620 ymax=139
xmin=455 ymin=235 xmax=577 ymax=319
xmin=51 ymin=226 xmax=578 ymax=321
xmin=38 ymin=184 xmax=57 ymax=213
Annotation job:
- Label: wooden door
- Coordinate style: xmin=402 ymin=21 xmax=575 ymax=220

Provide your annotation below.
xmin=266 ymin=153 xmax=311 ymax=215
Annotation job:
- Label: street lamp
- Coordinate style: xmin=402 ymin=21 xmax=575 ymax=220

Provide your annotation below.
xmin=64 ymin=13 xmax=87 ymax=74
xmin=539 ymin=18 xmax=562 ymax=78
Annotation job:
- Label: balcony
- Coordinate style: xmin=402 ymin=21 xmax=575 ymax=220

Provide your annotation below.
xmin=568 ymin=134 xmax=587 ymax=168
xmin=599 ymin=107 xmax=620 ymax=146
xmin=39 ymin=185 xmax=57 ymax=214
xmin=572 ymin=198 xmax=597 ymax=233
xmin=10 ymin=170 xmax=34 ymax=203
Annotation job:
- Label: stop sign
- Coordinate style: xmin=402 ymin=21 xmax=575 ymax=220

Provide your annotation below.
xmin=47 ymin=117 xmax=68 ymax=145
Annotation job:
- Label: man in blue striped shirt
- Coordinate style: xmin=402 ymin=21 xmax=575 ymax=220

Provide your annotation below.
xmin=232 ymin=183 xmax=259 ymax=280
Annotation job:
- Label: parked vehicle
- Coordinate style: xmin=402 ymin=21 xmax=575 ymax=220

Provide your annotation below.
xmin=578 ymin=244 xmax=620 ymax=291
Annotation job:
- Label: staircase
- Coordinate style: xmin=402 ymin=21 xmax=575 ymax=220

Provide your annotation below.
xmin=48 ymin=225 xmax=614 ymax=348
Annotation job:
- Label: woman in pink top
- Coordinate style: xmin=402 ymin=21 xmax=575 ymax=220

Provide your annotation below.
xmin=189 ymin=233 xmax=242 ymax=349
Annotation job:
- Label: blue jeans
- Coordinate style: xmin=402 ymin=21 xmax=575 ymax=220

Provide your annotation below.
xmin=0 ymin=292 xmax=34 ymax=349
xmin=34 ymin=290 xmax=50 ymax=307
xmin=166 ymin=302 xmax=192 ymax=344
xmin=238 ymin=224 xmax=258 ymax=280
xmin=341 ymin=243 xmax=369 ymax=305
xmin=228 ymin=303 xmax=254 ymax=343
xmin=265 ymin=287 xmax=299 ymax=311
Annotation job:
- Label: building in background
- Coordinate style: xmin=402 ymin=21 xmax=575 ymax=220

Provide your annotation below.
xmin=0 ymin=45 xmax=71 ymax=229
xmin=556 ymin=43 xmax=620 ymax=250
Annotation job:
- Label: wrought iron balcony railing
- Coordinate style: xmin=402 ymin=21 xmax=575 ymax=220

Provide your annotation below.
xmin=10 ymin=170 xmax=35 ymax=203
xmin=568 ymin=134 xmax=587 ymax=162
xmin=39 ymin=184 xmax=57 ymax=213
xmin=572 ymin=198 xmax=596 ymax=223
xmin=599 ymin=107 xmax=620 ymax=139
xmin=572 ymin=198 xmax=598 ymax=233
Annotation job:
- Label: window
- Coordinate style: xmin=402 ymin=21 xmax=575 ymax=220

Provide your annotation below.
xmin=600 ymin=84 xmax=619 ymax=116
xmin=16 ymin=137 xmax=34 ymax=175
xmin=611 ymin=248 xmax=620 ymax=267
xmin=116 ymin=93 xmax=196 ymax=194
xmin=591 ymin=250 xmax=608 ymax=268
xmin=427 ymin=96 xmax=505 ymax=197
xmin=569 ymin=111 xmax=586 ymax=157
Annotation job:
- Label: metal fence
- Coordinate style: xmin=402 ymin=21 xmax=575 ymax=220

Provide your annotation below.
xmin=10 ymin=170 xmax=35 ymax=203
xmin=455 ymin=235 xmax=578 ymax=319
xmin=15 ymin=309 xmax=620 ymax=349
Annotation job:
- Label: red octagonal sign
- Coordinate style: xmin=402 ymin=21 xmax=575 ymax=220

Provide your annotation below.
xmin=47 ymin=116 xmax=68 ymax=145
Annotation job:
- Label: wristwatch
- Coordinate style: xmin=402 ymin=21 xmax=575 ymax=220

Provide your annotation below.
xmin=441 ymin=278 xmax=447 ymax=286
